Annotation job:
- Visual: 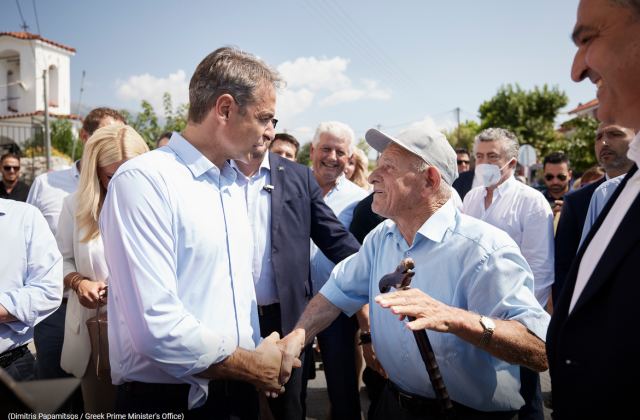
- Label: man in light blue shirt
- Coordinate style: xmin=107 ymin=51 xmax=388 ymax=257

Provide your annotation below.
xmin=580 ymin=172 xmax=627 ymax=245
xmin=100 ymin=47 xmax=297 ymax=417
xmin=0 ymin=198 xmax=62 ymax=381
xmin=280 ymin=124 xmax=549 ymax=418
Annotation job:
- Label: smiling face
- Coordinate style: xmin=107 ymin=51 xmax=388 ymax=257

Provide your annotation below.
xmin=595 ymin=123 xmax=634 ymax=174
xmin=368 ymin=144 xmax=426 ymax=220
xmin=571 ymin=0 xmax=640 ymax=128
xmin=310 ymin=132 xmax=350 ymax=192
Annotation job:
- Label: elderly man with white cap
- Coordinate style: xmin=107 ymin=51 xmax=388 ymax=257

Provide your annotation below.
xmin=279 ymin=124 xmax=549 ymax=419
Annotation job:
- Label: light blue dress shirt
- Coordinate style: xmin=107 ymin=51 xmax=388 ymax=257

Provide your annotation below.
xmin=580 ymin=174 xmax=625 ymax=246
xmin=100 ymin=133 xmax=258 ymax=409
xmin=320 ymin=199 xmax=550 ymax=411
xmin=0 ymin=199 xmax=62 ymax=353
xmin=232 ymin=155 xmax=278 ymax=306
xmin=310 ymin=175 xmax=367 ymax=293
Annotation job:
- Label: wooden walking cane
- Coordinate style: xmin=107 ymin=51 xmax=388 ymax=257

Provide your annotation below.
xmin=378 ymin=258 xmax=455 ymax=419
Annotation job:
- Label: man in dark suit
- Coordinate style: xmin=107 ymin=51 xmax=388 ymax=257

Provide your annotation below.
xmin=547 ymin=1 xmax=640 ymax=418
xmin=553 ymin=123 xmax=635 ymax=301
xmin=233 ymin=135 xmax=360 ymax=420
xmin=452 ymin=167 xmax=475 ymax=200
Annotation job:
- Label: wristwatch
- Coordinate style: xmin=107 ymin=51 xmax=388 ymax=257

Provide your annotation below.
xmin=479 ymin=316 xmax=495 ymax=347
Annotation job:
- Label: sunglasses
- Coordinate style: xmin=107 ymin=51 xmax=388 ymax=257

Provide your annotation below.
xmin=457 ymin=160 xmax=470 ymax=165
xmin=544 ymin=174 xmax=567 ymax=181
xmin=2 ymin=165 xmax=20 ymax=172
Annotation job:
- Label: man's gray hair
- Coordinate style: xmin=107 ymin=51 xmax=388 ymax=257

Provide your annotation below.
xmin=312 ymin=121 xmax=356 ymax=155
xmin=474 ymin=127 xmax=520 ymax=160
xmin=611 ymin=0 xmax=640 ymax=16
xmin=188 ymin=46 xmax=282 ymax=123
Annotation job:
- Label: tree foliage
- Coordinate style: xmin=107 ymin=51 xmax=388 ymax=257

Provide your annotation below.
xmin=553 ymin=115 xmax=599 ymax=173
xmin=121 ymin=93 xmax=188 ymax=149
xmin=297 ymin=142 xmax=312 ymax=167
xmin=444 ymin=120 xmax=481 ymax=152
xmin=479 ymin=84 xmax=568 ymax=158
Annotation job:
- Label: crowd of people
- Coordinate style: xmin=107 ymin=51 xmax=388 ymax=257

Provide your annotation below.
xmin=1 ymin=0 xmax=640 ymax=418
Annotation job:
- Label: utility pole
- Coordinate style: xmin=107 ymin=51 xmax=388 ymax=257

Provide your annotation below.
xmin=454 ymin=107 xmax=461 ymax=142
xmin=43 ymin=69 xmax=52 ymax=170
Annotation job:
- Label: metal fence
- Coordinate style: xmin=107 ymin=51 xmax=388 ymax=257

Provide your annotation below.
xmin=0 ymin=118 xmax=50 ymax=184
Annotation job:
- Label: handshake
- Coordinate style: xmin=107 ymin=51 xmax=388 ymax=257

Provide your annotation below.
xmin=252 ymin=329 xmax=307 ymax=398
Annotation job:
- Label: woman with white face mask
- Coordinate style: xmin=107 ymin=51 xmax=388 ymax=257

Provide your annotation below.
xmin=462 ymin=127 xmax=554 ymax=420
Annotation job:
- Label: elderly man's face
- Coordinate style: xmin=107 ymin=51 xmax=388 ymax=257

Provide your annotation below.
xmin=310 ymin=133 xmax=350 ymax=187
xmin=571 ymin=0 xmax=640 ymax=128
xmin=595 ymin=123 xmax=634 ymax=172
xmin=369 ymin=144 xmax=425 ymax=220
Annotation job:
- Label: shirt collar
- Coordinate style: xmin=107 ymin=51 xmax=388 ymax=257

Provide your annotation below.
xmin=230 ymin=153 xmax=271 ymax=180
xmin=491 ymin=174 xmax=516 ymax=198
xmin=168 ymin=132 xmax=235 ymax=181
xmin=389 ymin=198 xmax=456 ymax=246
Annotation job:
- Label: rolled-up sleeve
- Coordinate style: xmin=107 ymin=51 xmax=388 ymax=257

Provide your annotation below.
xmin=320 ymin=232 xmax=374 ymax=316
xmin=101 ymin=170 xmax=235 ymax=379
xmin=467 ymin=243 xmax=550 ymax=341
xmin=0 ymin=206 xmax=62 ymax=332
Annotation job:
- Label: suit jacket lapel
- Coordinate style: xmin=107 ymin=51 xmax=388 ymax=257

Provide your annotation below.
xmin=567 ymin=165 xmax=639 ymax=315
xmin=269 ymin=153 xmax=285 ymax=235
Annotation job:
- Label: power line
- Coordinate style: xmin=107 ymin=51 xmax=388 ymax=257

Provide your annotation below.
xmin=15 ymin=0 xmax=29 ymax=31
xmin=31 ymin=0 xmax=41 ymax=34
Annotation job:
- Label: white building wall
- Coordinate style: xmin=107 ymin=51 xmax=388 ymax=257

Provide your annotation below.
xmin=0 ymin=37 xmax=73 ymax=115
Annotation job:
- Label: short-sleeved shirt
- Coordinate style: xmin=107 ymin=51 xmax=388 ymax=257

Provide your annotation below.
xmin=320 ymin=199 xmax=550 ymax=411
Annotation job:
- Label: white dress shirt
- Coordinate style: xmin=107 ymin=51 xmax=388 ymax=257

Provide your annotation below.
xmin=26 ymin=163 xmax=80 ymax=235
xmin=100 ymin=133 xmax=257 ymax=409
xmin=310 ymin=175 xmax=367 ymax=294
xmin=56 ymin=193 xmax=109 ymax=378
xmin=570 ymin=133 xmax=640 ymax=313
xmin=231 ymin=155 xmax=278 ymax=306
xmin=0 ymin=199 xmax=63 ymax=353
xmin=463 ymin=176 xmax=555 ymax=306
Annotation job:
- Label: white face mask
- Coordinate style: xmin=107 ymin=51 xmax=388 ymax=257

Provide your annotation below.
xmin=475 ymin=161 xmax=511 ymax=188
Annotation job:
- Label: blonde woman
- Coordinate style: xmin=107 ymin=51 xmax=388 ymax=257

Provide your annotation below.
xmin=344 ymin=147 xmax=370 ymax=190
xmin=56 ymin=125 xmax=149 ymax=412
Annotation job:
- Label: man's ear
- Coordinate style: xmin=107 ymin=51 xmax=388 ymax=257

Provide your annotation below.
xmin=213 ymin=93 xmax=234 ymax=123
xmin=424 ymin=166 xmax=441 ymax=190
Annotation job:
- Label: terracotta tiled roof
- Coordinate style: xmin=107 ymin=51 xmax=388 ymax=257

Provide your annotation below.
xmin=0 ymin=111 xmax=81 ymax=121
xmin=0 ymin=32 xmax=76 ymax=53
xmin=568 ymin=98 xmax=599 ymax=114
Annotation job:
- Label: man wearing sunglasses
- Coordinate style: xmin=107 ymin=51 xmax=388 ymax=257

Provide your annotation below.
xmin=0 ymin=153 xmax=30 ymax=202
xmin=541 ymin=152 xmax=573 ymax=216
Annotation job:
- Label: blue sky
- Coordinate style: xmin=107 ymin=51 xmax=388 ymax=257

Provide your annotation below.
xmin=1 ymin=0 xmax=594 ymax=144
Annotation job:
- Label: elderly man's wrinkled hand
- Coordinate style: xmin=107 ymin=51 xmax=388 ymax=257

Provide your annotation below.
xmin=277 ymin=328 xmax=305 ymax=386
xmin=375 ymin=288 xmax=460 ymax=333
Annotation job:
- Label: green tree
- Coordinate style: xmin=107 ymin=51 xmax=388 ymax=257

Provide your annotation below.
xmin=297 ymin=142 xmax=312 ymax=167
xmin=50 ymin=119 xmax=82 ymax=159
xmin=554 ymin=115 xmax=599 ymax=173
xmin=479 ymin=84 xmax=568 ymax=158
xmin=444 ymin=120 xmax=481 ymax=152
xmin=121 ymin=93 xmax=188 ymax=149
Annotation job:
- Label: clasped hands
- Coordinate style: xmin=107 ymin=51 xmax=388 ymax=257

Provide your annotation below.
xmin=255 ymin=329 xmax=306 ymax=398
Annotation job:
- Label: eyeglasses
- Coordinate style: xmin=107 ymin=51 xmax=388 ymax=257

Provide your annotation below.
xmin=2 ymin=165 xmax=19 ymax=172
xmin=544 ymin=174 xmax=567 ymax=181
xmin=457 ymin=160 xmax=470 ymax=165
